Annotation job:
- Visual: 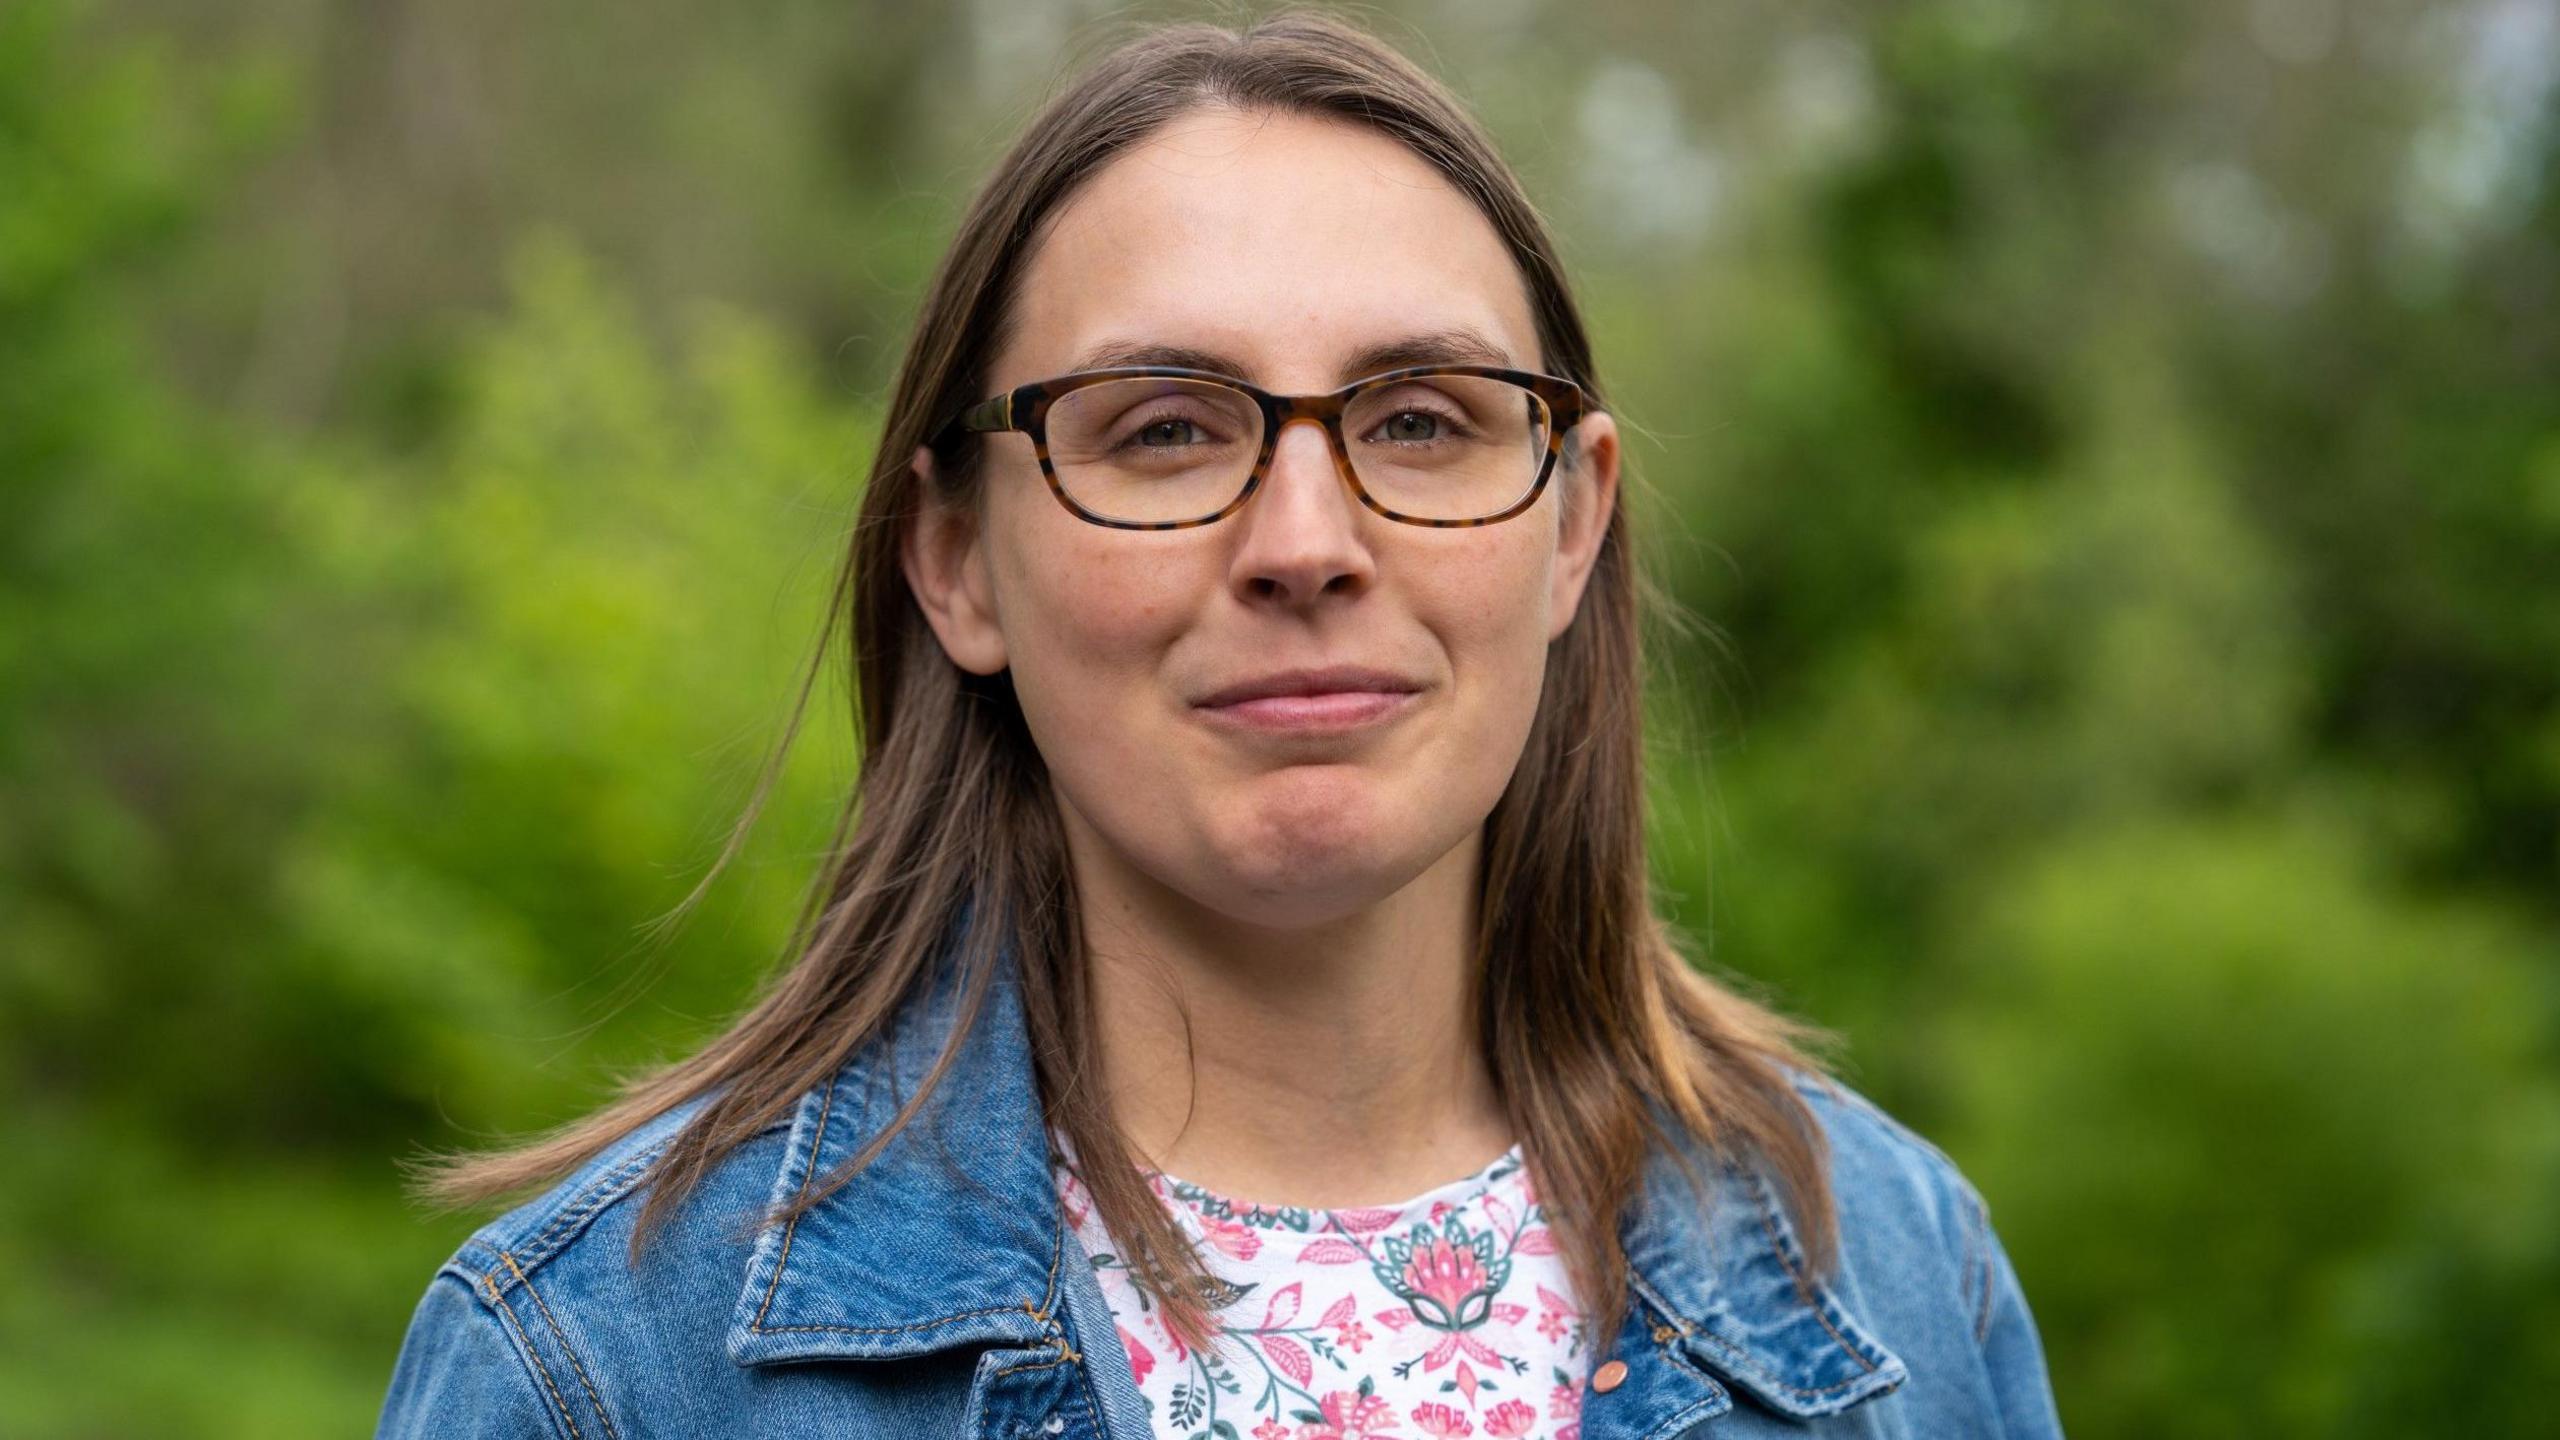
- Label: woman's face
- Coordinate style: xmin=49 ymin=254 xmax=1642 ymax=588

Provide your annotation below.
xmin=905 ymin=106 xmax=1618 ymax=931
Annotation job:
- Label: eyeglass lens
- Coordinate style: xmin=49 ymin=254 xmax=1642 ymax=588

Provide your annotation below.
xmin=1040 ymin=376 xmax=1552 ymax=524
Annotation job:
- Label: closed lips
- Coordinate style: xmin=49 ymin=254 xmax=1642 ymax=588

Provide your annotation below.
xmin=1195 ymin=667 xmax=1423 ymax=706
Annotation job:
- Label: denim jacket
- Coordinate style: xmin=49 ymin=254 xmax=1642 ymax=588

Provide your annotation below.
xmin=378 ymin=925 xmax=2064 ymax=1439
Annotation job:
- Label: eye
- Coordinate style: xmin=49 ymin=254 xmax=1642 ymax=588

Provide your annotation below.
xmin=1378 ymin=411 xmax=1442 ymax=443
xmin=1135 ymin=416 xmax=1204 ymax=447
xmin=1365 ymin=404 xmax=1474 ymax=446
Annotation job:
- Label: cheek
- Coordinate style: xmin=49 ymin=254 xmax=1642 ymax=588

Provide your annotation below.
xmin=1427 ymin=529 xmax=1559 ymax=748
xmin=992 ymin=519 xmax=1196 ymax=788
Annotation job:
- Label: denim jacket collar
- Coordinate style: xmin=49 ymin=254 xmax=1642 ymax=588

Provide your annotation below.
xmin=725 ymin=944 xmax=1066 ymax=1367
xmin=722 ymin=929 xmax=1908 ymax=1429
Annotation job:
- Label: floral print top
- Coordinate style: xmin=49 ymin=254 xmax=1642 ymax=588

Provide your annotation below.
xmin=1050 ymin=1131 xmax=1592 ymax=1440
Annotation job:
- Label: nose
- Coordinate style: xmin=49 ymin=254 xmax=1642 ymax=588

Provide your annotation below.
xmin=1227 ymin=414 xmax=1374 ymax=607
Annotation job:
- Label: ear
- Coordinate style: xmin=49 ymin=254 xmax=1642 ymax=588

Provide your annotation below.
xmin=1546 ymin=411 xmax=1620 ymax=642
xmin=900 ymin=446 xmax=1010 ymax=675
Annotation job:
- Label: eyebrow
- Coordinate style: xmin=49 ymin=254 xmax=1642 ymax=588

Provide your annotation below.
xmin=1062 ymin=327 xmax=1517 ymax=388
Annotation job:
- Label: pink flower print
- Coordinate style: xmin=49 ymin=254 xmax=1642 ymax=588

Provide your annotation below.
xmin=1256 ymin=1424 xmax=1293 ymax=1440
xmin=1305 ymin=1389 xmax=1399 ymax=1439
xmin=1316 ymin=1294 xmax=1372 ymax=1353
xmin=1120 ymin=1325 xmax=1154 ymax=1386
xmin=1418 ymin=1329 xmax=1509 ymax=1374
xmin=1201 ymin=1213 xmax=1263 ymax=1261
xmin=1410 ymin=1403 xmax=1474 ymax=1438
xmin=1484 ymin=1400 xmax=1539 ymax=1439
xmin=1401 ymin=1237 xmax=1490 ymax=1329
xmin=1265 ymin=1335 xmax=1315 ymax=1387
xmin=1547 ymin=1382 xmax=1582 ymax=1421
xmin=1260 ymin=1282 xmax=1304 ymax=1330
xmin=1534 ymin=1283 xmax=1576 ymax=1344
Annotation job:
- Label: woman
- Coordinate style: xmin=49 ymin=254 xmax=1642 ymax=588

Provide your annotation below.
xmin=378 ymin=12 xmax=2063 ymax=1439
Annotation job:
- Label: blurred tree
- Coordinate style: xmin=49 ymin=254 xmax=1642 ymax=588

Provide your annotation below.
xmin=1938 ymin=814 xmax=2559 ymax=1437
xmin=3 ymin=9 xmax=864 ymax=1425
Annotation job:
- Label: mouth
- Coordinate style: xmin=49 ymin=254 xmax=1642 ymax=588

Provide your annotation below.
xmin=1191 ymin=665 xmax=1425 ymax=735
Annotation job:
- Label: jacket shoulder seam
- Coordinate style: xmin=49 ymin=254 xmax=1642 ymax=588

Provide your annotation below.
xmin=476 ymin=1108 xmax=795 ymax=1291
xmin=490 ymin=1250 xmax=623 ymax=1440
xmin=480 ymin=1271 xmax=590 ymax=1439
xmin=409 ymin=1266 xmax=578 ymax=1440
xmin=508 ymin=1136 xmax=684 ymax=1277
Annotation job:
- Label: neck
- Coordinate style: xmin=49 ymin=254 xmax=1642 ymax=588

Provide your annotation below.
xmin=1065 ymin=814 xmax=1512 ymax=1210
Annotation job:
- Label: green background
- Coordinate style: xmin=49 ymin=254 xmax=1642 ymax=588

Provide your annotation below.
xmin=5 ymin=0 xmax=2555 ymax=1434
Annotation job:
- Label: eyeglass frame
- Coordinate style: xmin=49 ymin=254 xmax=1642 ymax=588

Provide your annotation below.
xmin=925 ymin=363 xmax=1590 ymax=531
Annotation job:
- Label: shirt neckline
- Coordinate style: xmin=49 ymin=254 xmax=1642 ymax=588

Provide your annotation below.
xmin=1086 ymin=1139 xmax=1531 ymax=1256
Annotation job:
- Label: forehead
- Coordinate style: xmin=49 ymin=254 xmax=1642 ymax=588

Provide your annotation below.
xmin=1001 ymin=106 xmax=1543 ymax=391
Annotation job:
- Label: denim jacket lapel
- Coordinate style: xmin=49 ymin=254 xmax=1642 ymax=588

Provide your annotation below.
xmin=722 ymin=922 xmax=1906 ymax=1438
xmin=724 ymin=939 xmax=1066 ymax=1367
xmin=1578 ymin=1103 xmax=1909 ymax=1436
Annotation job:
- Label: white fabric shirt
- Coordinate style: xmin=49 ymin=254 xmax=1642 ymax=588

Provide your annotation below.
xmin=1050 ymin=1131 xmax=1593 ymax=1440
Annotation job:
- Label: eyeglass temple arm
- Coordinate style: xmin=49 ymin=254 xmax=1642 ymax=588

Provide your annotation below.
xmin=929 ymin=392 xmax=1015 ymax=450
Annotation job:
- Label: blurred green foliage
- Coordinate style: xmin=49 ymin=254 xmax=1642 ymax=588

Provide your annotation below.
xmin=4 ymin=0 xmax=2555 ymax=1434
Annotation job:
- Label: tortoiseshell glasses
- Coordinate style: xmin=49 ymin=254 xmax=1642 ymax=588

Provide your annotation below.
xmin=926 ymin=364 xmax=1589 ymax=530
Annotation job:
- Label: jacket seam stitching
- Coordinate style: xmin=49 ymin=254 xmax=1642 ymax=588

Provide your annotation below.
xmin=749 ymin=1073 xmax=1068 ymax=1343
xmin=991 ymin=1347 xmax=1081 ymax=1380
xmin=482 ymin=1273 xmax=586 ymax=1440
xmin=753 ymin=1075 xmax=837 ymax=1330
xmin=1040 ymin=1215 xmax=1064 ymax=1324
xmin=1678 ymin=1325 xmax=1876 ymax=1402
xmin=1744 ymin=1168 xmax=1883 ymax=1387
xmin=503 ymin=1250 xmax=622 ymax=1440
xmin=1040 ymin=1221 xmax=1109 ymax=1440
xmin=1020 ymin=1211 xmax=1066 ymax=1335
xmin=1638 ymin=1173 xmax=1884 ymax=1393
xmin=753 ymin=1304 xmax=1046 ymax=1336
xmin=509 ymin=1144 xmax=677 ymax=1276
xmin=1630 ymin=1268 xmax=1797 ymax=1397
xmin=480 ymin=1112 xmax=792 ymax=1294
xmin=1621 ymin=1279 xmax=1730 ymax=1440
xmin=1075 ymin=1355 xmax=1106 ymax=1440
xmin=1637 ymin=1360 xmax=1726 ymax=1440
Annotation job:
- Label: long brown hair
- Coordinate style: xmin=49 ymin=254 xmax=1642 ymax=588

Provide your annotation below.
xmin=412 ymin=7 xmax=1847 ymax=1356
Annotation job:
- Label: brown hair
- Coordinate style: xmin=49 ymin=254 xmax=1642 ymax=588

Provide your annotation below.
xmin=412 ymin=7 xmax=1847 ymax=1356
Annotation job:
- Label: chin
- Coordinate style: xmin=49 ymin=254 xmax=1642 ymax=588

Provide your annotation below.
xmin=1201 ymin=866 xmax=1411 ymax=931
xmin=1197 ymin=792 xmax=1435 ymax=921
